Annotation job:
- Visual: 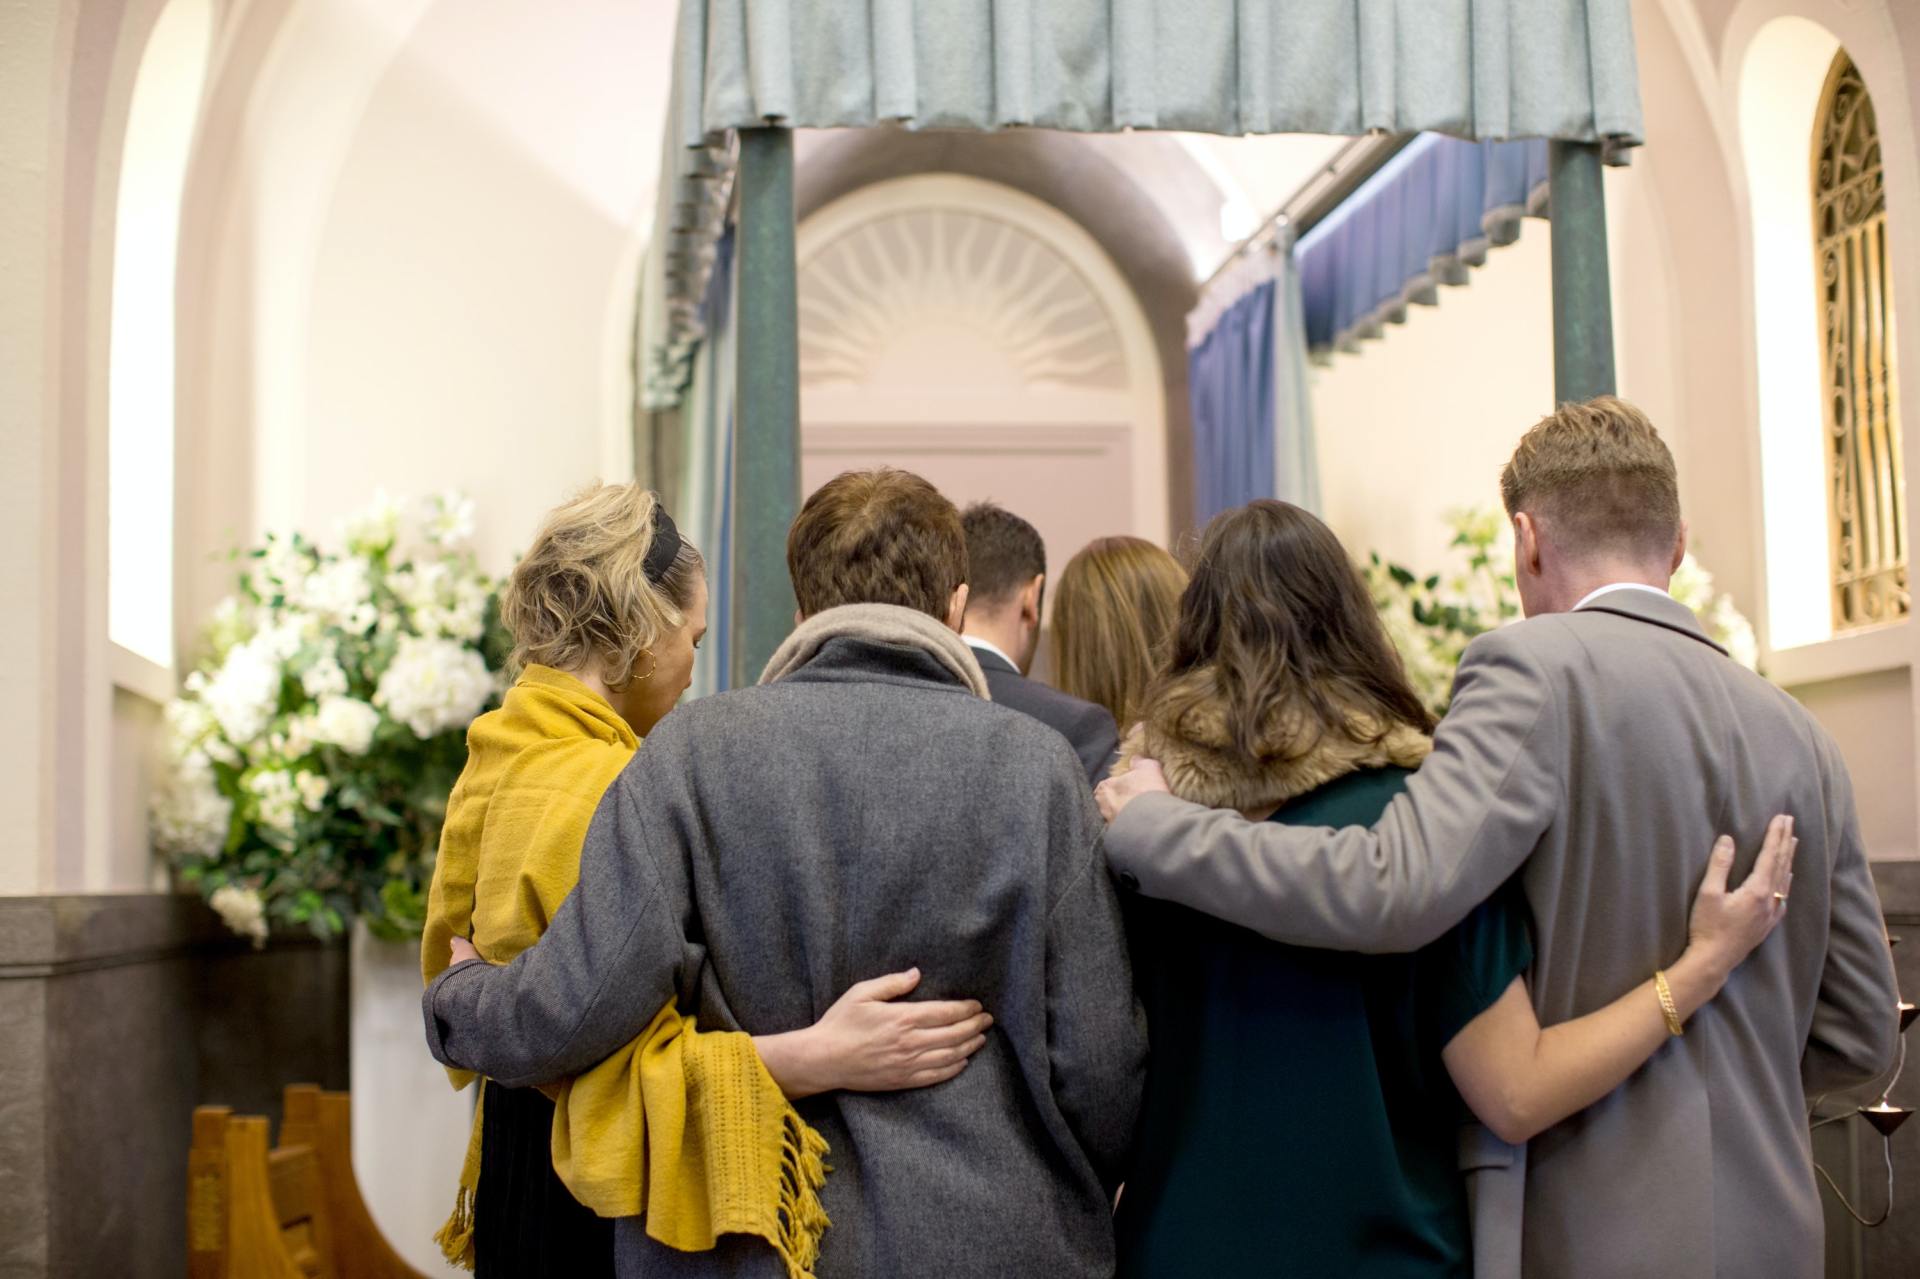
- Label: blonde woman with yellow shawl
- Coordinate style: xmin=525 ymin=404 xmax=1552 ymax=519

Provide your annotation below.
xmin=423 ymin=483 xmax=991 ymax=1278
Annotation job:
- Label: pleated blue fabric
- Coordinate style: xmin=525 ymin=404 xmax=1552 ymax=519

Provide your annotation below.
xmin=1186 ymin=246 xmax=1321 ymax=525
xmin=1190 ymin=279 xmax=1278 ymax=528
xmin=1295 ymin=132 xmax=1550 ymax=358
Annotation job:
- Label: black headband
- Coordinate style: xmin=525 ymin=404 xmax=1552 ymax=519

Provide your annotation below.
xmin=643 ymin=508 xmax=683 ymax=584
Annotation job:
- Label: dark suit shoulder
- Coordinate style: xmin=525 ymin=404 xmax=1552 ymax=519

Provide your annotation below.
xmin=980 ymin=666 xmax=1118 ymax=782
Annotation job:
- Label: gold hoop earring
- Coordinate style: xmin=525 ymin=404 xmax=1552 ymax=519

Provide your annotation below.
xmin=633 ymin=651 xmax=658 ymax=682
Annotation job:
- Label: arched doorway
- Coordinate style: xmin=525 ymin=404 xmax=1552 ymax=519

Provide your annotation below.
xmin=796 ymin=173 xmax=1169 ymax=594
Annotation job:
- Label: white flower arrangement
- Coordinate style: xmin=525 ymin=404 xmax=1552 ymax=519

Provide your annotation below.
xmin=1366 ymin=507 xmax=1762 ymax=716
xmin=152 ymin=493 xmax=510 ymax=944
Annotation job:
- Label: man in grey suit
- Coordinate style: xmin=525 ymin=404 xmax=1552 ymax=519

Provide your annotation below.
xmin=960 ymin=502 xmax=1120 ymax=782
xmin=1097 ymin=397 xmax=1900 ymax=1277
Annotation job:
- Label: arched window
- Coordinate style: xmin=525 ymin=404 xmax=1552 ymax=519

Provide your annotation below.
xmin=108 ymin=0 xmax=213 ymax=669
xmin=1814 ymin=51 xmax=1907 ymax=631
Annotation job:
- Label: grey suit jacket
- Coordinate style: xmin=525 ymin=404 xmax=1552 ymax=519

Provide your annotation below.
xmin=425 ymin=635 xmax=1145 ymax=1279
xmin=1105 ymin=589 xmax=1900 ymax=1278
xmin=968 ymin=643 xmax=1120 ymax=783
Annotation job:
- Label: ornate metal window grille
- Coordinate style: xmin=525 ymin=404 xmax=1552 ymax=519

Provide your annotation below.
xmin=1815 ymin=51 xmax=1908 ymax=630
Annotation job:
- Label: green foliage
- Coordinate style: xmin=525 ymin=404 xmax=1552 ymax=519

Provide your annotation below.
xmin=1365 ymin=506 xmax=1758 ymax=716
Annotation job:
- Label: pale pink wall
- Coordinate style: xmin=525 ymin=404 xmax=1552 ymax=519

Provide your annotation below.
xmin=801 ymin=424 xmax=1136 ymax=627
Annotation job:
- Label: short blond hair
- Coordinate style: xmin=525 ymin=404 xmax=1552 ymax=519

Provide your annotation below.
xmin=500 ymin=483 xmax=704 ymax=688
xmin=1500 ymin=396 xmax=1681 ymax=561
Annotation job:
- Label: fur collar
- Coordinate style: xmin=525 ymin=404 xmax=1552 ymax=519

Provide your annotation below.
xmin=1117 ymin=671 xmax=1431 ymax=813
xmin=759 ymin=603 xmax=991 ymax=699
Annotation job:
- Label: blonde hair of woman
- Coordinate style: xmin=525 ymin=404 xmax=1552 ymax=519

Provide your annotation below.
xmin=1051 ymin=535 xmax=1187 ymax=728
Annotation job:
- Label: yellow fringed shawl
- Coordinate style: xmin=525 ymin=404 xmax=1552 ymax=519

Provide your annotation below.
xmin=421 ymin=665 xmax=830 ymax=1276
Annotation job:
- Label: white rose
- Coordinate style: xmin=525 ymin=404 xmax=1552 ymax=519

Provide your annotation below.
xmin=1667 ymin=553 xmax=1713 ymax=612
xmin=422 ymin=493 xmax=476 ymax=549
xmin=295 ymin=771 xmax=331 ymax=813
xmin=444 ymin=603 xmax=487 ymax=644
xmin=247 ymin=768 xmax=300 ymax=836
xmin=151 ymin=752 xmax=233 ymax=859
xmin=254 ymin=615 xmax=309 ymax=663
xmin=448 ymin=577 xmax=492 ymax=642
xmin=201 ymin=638 xmax=284 ymax=747
xmin=210 ymin=883 xmax=270 ymax=947
xmin=281 ymin=714 xmax=316 ymax=761
xmin=340 ymin=492 xmax=401 ymax=558
xmin=391 ymin=561 xmax=449 ymax=614
xmin=375 ymin=635 xmax=495 ymax=739
xmin=257 ymin=536 xmax=312 ymax=596
xmin=302 ymin=557 xmax=375 ymax=629
xmin=309 ymin=695 xmax=381 ymax=756
xmin=301 ymin=654 xmax=349 ymax=700
xmin=164 ymin=698 xmax=216 ymax=756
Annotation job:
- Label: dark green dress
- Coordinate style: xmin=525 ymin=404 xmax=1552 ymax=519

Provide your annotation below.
xmin=1115 ymin=766 xmax=1532 ymax=1279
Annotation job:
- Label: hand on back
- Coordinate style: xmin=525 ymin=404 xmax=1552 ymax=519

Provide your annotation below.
xmin=1686 ymin=815 xmax=1796 ymax=979
xmin=809 ymin=968 xmax=993 ymax=1092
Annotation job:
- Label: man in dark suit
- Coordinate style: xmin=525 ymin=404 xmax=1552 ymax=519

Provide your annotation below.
xmin=961 ymin=503 xmax=1119 ymax=782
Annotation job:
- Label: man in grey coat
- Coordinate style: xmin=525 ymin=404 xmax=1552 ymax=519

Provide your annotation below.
xmin=1098 ymin=397 xmax=1900 ymax=1278
xmin=426 ymin=468 xmax=1144 ymax=1278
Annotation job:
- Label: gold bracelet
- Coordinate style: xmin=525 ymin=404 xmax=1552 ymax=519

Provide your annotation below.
xmin=1654 ymin=970 xmax=1685 ymax=1037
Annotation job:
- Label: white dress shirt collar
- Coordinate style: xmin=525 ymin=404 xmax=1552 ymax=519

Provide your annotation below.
xmin=1572 ymin=581 xmax=1673 ymax=612
xmin=963 ymin=635 xmax=1019 ymax=672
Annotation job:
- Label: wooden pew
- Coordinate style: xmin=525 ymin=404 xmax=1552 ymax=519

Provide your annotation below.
xmin=280 ymin=1085 xmax=427 ymax=1279
xmin=188 ymin=1088 xmax=428 ymax=1279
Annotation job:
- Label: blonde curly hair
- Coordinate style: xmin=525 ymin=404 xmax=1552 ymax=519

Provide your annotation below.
xmin=500 ymin=483 xmax=704 ymax=690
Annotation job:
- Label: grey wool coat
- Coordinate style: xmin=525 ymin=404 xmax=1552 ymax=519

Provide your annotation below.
xmin=425 ymin=612 xmax=1146 ymax=1279
xmin=1104 ymin=587 xmax=1901 ymax=1279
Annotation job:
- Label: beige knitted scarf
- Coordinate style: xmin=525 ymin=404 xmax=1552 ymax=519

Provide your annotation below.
xmin=759 ymin=603 xmax=991 ymax=699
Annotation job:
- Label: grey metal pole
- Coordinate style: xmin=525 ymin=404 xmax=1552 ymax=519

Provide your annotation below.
xmin=731 ymin=127 xmax=801 ymax=688
xmin=1548 ymin=141 xmax=1618 ymax=403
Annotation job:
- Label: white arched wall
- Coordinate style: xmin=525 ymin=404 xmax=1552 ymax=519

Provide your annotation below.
xmin=1738 ymin=17 xmax=1842 ymax=650
xmin=180 ymin=0 xmax=679 ymax=608
xmin=3 ymin=0 xmax=201 ymax=895
xmin=1712 ymin=0 xmax=1920 ymax=862
xmin=108 ymin=0 xmax=213 ymax=672
xmin=1718 ymin=1 xmax=1920 ymax=665
xmin=797 ymin=174 xmax=1170 ymax=561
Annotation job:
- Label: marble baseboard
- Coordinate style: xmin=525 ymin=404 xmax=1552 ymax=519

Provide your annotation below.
xmin=0 ymin=894 xmax=348 ymax=1279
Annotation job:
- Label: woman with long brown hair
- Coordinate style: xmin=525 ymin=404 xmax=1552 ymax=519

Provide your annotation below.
xmin=1112 ymin=500 xmax=1792 ymax=1278
xmin=1051 ymin=536 xmax=1187 ymax=731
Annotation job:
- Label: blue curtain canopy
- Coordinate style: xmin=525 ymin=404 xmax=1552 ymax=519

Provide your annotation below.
xmin=642 ymin=0 xmax=1643 ymax=408
xmin=1190 ymin=281 xmax=1278 ymax=527
xmin=1186 ymin=250 xmax=1320 ymax=526
xmin=1295 ymin=132 xmax=1550 ymax=359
